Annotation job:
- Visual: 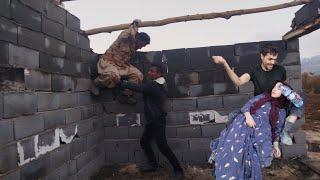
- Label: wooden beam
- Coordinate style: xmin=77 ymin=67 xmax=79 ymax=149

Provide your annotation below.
xmin=85 ymin=0 xmax=310 ymax=35
xmin=283 ymin=17 xmax=320 ymax=40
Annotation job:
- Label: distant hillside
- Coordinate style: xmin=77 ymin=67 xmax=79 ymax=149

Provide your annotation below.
xmin=301 ymin=55 xmax=320 ymax=74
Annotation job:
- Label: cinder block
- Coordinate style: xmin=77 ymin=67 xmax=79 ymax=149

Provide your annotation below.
xmin=197 ymin=95 xmax=223 ymax=110
xmin=94 ymin=103 xmax=104 ymax=115
xmin=172 ymin=98 xmax=197 ymax=111
xmin=37 ymin=92 xmax=60 ymax=112
xmin=64 ymin=28 xmax=79 ymax=47
xmin=0 ymin=17 xmax=18 ymax=43
xmin=0 ymin=144 xmax=18 ymax=174
xmin=65 ymin=108 xmax=82 ymax=124
xmin=129 ymin=150 xmax=148 ymax=163
xmin=50 ymin=145 xmax=71 ymax=170
xmin=285 ymin=65 xmax=301 ymax=79
xmin=17 ymin=136 xmax=36 ymax=161
xmin=0 ymin=120 xmax=14 ymax=146
xmin=11 ymin=0 xmax=41 ymax=31
xmin=58 ymin=92 xmax=77 ymax=108
xmin=51 ymin=74 xmax=73 ymax=92
xmin=128 ymin=127 xmax=143 ymax=138
xmin=286 ymin=39 xmax=299 ymax=52
xmin=187 ymin=47 xmax=216 ymax=70
xmin=0 ymin=67 xmax=25 ymax=91
xmin=237 ymin=54 xmax=260 ymax=68
xmin=166 ymin=126 xmax=177 ymax=138
xmin=213 ymin=82 xmax=237 ymax=95
xmin=80 ymin=49 xmax=96 ymax=62
xmin=13 ymin=114 xmax=44 ymax=140
xmin=72 ymin=78 xmax=91 ymax=92
xmin=199 ymin=70 xmax=225 ymax=84
xmin=70 ymin=138 xmax=87 ymax=159
xmin=45 ymin=36 xmax=66 ymax=57
xmin=223 ymin=94 xmax=249 ymax=108
xmin=210 ymin=45 xmax=235 ymax=57
xmin=102 ymin=114 xmax=117 ymax=127
xmin=167 ymin=112 xmax=189 ymax=126
xmin=168 ymin=139 xmax=189 ymax=150
xmin=66 ymin=45 xmax=81 ymax=61
xmin=39 ymin=53 xmax=64 ymax=73
xmin=92 ymin=116 xmax=104 ymax=131
xmin=20 ymin=0 xmax=47 ymax=13
xmin=235 ymin=42 xmax=260 ymax=56
xmin=104 ymin=140 xmax=117 ymax=152
xmin=201 ymin=123 xmax=226 ymax=138
xmin=3 ymin=92 xmax=37 ymax=118
xmin=42 ymin=16 xmax=63 ymax=40
xmin=105 ymin=127 xmax=128 ymax=139
xmin=182 ymin=150 xmax=206 ymax=163
xmin=289 ymin=78 xmax=302 ymax=91
xmin=20 ymin=155 xmax=51 ymax=180
xmin=59 ymin=160 xmax=77 ymax=180
xmin=259 ymin=40 xmax=286 ymax=52
xmin=105 ymin=152 xmax=129 ymax=164
xmin=87 ymin=130 xmax=104 ymax=148
xmin=279 ymin=52 xmax=300 ymax=66
xmin=189 ymin=84 xmax=203 ymax=97
xmin=63 ymin=59 xmax=78 ymax=76
xmin=79 ymin=35 xmax=90 ymax=50
xmin=116 ymin=140 xmax=141 ymax=152
xmin=37 ymin=130 xmax=56 ymax=148
xmin=46 ymin=2 xmax=66 ymax=25
xmin=238 ymin=81 xmax=254 ymax=93
xmin=177 ymin=126 xmax=202 ymax=138
xmin=189 ymin=138 xmax=211 ymax=151
xmin=164 ymin=48 xmax=190 ymax=73
xmin=0 ymin=0 xmax=10 ymax=18
xmin=281 ymin=143 xmax=307 ymax=159
xmin=66 ymin=12 xmax=80 ymax=31
xmin=41 ymin=109 xmax=66 ymax=129
xmin=25 ymin=69 xmax=51 ymax=91
xmin=77 ymin=91 xmax=93 ymax=106
xmin=0 ymin=169 xmax=21 ymax=180
xmin=18 ymin=27 xmax=45 ymax=52
xmin=77 ymin=118 xmax=94 ymax=136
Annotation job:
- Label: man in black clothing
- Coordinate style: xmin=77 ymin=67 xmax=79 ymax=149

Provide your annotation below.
xmin=212 ymin=44 xmax=303 ymax=146
xmin=119 ymin=64 xmax=184 ymax=177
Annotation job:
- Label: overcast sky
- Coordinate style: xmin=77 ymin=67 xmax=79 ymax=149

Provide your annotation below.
xmin=64 ymin=0 xmax=319 ymax=58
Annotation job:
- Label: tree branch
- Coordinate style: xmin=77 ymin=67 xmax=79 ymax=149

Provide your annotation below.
xmin=85 ymin=0 xmax=310 ymax=35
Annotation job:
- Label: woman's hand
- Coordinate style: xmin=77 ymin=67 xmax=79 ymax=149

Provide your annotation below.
xmin=273 ymin=141 xmax=281 ymax=158
xmin=244 ymin=112 xmax=256 ymax=128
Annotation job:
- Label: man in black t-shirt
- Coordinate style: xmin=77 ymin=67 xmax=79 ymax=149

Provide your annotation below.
xmin=212 ymin=44 xmax=303 ymax=146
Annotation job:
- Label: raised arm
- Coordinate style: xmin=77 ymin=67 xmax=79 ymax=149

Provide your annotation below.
xmin=117 ymin=19 xmax=140 ymax=40
xmin=212 ymin=56 xmax=251 ymax=86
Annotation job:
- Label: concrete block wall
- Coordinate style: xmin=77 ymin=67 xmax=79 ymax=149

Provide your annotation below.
xmin=0 ymin=0 xmax=103 ymax=179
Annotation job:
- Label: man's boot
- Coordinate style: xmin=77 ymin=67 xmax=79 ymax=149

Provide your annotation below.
xmin=281 ymin=118 xmax=294 ymax=145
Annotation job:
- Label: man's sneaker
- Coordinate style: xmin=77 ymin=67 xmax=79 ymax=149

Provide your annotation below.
xmin=281 ymin=130 xmax=293 ymax=145
xmin=90 ymin=82 xmax=100 ymax=96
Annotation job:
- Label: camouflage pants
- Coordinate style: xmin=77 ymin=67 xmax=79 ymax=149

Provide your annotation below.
xmin=95 ymin=59 xmax=143 ymax=95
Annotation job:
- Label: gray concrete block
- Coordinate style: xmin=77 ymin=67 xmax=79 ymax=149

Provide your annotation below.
xmin=51 ymin=74 xmax=73 ymax=92
xmin=235 ymin=42 xmax=260 ymax=56
xmin=65 ymin=108 xmax=82 ymax=124
xmin=0 ymin=144 xmax=18 ymax=174
xmin=17 ymin=136 xmax=36 ymax=161
xmin=223 ymin=94 xmax=250 ymax=108
xmin=189 ymin=138 xmax=211 ymax=151
xmin=213 ymin=82 xmax=238 ymax=95
xmin=77 ymin=118 xmax=94 ymax=136
xmin=80 ymin=105 xmax=94 ymax=120
xmin=197 ymin=95 xmax=223 ymax=110
xmin=59 ymin=160 xmax=77 ymax=180
xmin=0 ymin=0 xmax=10 ymax=18
xmin=104 ymin=140 xmax=117 ymax=152
xmin=50 ymin=145 xmax=71 ymax=170
xmin=201 ymin=123 xmax=226 ymax=138
xmin=37 ymin=130 xmax=56 ymax=148
xmin=42 ymin=16 xmax=64 ymax=40
xmin=70 ymin=138 xmax=87 ymax=159
xmin=210 ymin=45 xmax=235 ymax=57
xmin=129 ymin=150 xmax=148 ymax=163
xmin=128 ymin=127 xmax=143 ymax=139
xmin=64 ymin=28 xmax=79 ymax=46
xmin=18 ymin=26 xmax=45 ymax=51
xmin=37 ymin=92 xmax=60 ymax=112
xmin=20 ymin=0 xmax=47 ymax=13
xmin=75 ymin=149 xmax=94 ymax=171
xmin=289 ymin=78 xmax=302 ymax=91
xmin=13 ymin=114 xmax=44 ymax=139
xmin=66 ymin=12 xmax=80 ymax=31
xmin=167 ymin=139 xmax=189 ymax=150
xmin=87 ymin=130 xmax=104 ymax=148
xmin=286 ymin=39 xmax=299 ymax=52
xmin=92 ymin=116 xmax=104 ymax=131
xmin=94 ymin=103 xmax=104 ymax=115
xmin=46 ymin=2 xmax=66 ymax=25
xmin=166 ymin=126 xmax=177 ymax=138
xmin=167 ymin=112 xmax=189 ymax=126
xmin=0 ymin=169 xmax=21 ymax=180
xmin=77 ymin=91 xmax=93 ymax=106
xmin=187 ymin=47 xmax=215 ymax=70
xmin=80 ymin=50 xmax=96 ymax=62
xmin=105 ymin=152 xmax=129 ymax=164
xmin=0 ymin=67 xmax=25 ymax=91
xmin=281 ymin=143 xmax=307 ymax=159
xmin=72 ymin=78 xmax=91 ymax=92
xmin=25 ymin=70 xmax=51 ymax=91
xmin=280 ymin=52 xmax=300 ymax=66
xmin=39 ymin=53 xmax=64 ymax=73
xmin=3 ymin=92 xmax=37 ymax=118
xmin=172 ymin=98 xmax=197 ymax=111
xmin=0 ymin=17 xmax=17 ymax=43
xmin=58 ymin=92 xmax=77 ymax=109
xmin=63 ymin=59 xmax=79 ymax=76
xmin=105 ymin=127 xmax=128 ymax=139
xmin=177 ymin=126 xmax=202 ymax=138
xmin=41 ymin=109 xmax=66 ymax=129
xmin=285 ymin=65 xmax=301 ymax=79
xmin=189 ymin=84 xmax=203 ymax=97
xmin=102 ymin=114 xmax=117 ymax=127
xmin=79 ymin=35 xmax=90 ymax=50
xmin=20 ymin=155 xmax=51 ymax=180
xmin=45 ymin=36 xmax=66 ymax=57
xmin=11 ymin=0 xmax=41 ymax=31
xmin=164 ymin=48 xmax=190 ymax=73
xmin=182 ymin=150 xmax=206 ymax=163
xmin=66 ymin=45 xmax=81 ymax=61
xmin=0 ymin=119 xmax=14 ymax=146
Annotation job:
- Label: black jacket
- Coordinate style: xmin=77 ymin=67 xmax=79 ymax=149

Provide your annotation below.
xmin=120 ymin=78 xmax=168 ymax=124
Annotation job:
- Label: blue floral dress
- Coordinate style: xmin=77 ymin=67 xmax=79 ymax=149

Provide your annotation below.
xmin=210 ymin=94 xmax=286 ymax=180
